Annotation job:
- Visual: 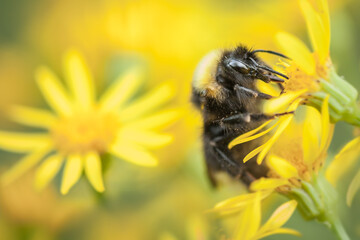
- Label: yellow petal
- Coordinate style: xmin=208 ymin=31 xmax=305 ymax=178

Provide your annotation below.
xmin=302 ymin=107 xmax=321 ymax=165
xmin=234 ymin=192 xmax=261 ymax=240
xmin=299 ymin=0 xmax=329 ymax=64
xmin=346 ymin=169 xmax=360 ymax=206
xmin=124 ymin=109 xmax=181 ymax=130
xmin=243 ymin=144 xmax=266 ymax=163
xmin=256 ymin=99 xmax=301 ymax=164
xmin=276 ymin=32 xmax=315 ymax=75
xmin=256 ymin=81 xmax=280 ymax=97
xmin=99 ymin=67 xmax=143 ymax=112
xmin=35 ymin=66 xmax=73 ymax=116
xmin=9 ymin=106 xmax=56 ymax=129
xmin=64 ymin=49 xmax=94 ymax=109
xmin=229 ymin=120 xmax=273 ymax=149
xmin=250 ymin=178 xmax=289 ymax=191
xmin=110 ymin=142 xmax=158 ymax=167
xmin=255 ymin=228 xmax=301 ymax=239
xmin=256 ymin=115 xmax=294 ymax=165
xmin=267 ymin=155 xmax=299 ymax=179
xmin=258 ymin=200 xmax=297 ymax=234
xmin=263 ymin=89 xmax=307 ymax=114
xmin=61 ymin=154 xmax=83 ymax=195
xmin=0 ymin=131 xmax=51 ymax=153
xmin=118 ymin=81 xmax=176 ymax=122
xmin=212 ymin=190 xmax=272 ymax=215
xmin=84 ymin=152 xmax=105 ymax=192
xmin=2 ymin=147 xmax=51 ymax=185
xmin=35 ymin=154 xmax=63 ymax=190
xmin=317 ymin=0 xmax=330 ymax=42
xmin=117 ymin=128 xmax=173 ymax=149
xmin=326 ymin=136 xmax=360 ymax=186
xmin=229 ymin=121 xmax=280 ymax=149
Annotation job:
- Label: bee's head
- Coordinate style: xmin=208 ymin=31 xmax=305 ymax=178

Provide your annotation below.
xmin=192 ymin=47 xmax=256 ymax=108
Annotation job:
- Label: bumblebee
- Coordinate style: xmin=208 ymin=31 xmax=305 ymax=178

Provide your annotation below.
xmin=191 ymin=45 xmax=290 ymax=186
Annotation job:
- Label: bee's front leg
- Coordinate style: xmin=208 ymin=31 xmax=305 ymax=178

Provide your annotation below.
xmin=234 ymin=84 xmax=273 ymax=100
xmin=217 ymin=111 xmax=293 ymax=125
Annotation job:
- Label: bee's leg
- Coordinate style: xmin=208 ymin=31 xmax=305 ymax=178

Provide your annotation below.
xmin=234 ymin=84 xmax=273 ymax=100
xmin=208 ymin=139 xmax=242 ymax=177
xmin=258 ymin=74 xmax=286 ymax=83
xmin=220 ymin=111 xmax=293 ymax=125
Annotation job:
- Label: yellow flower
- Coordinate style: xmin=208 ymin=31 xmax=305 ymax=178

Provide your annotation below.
xmin=215 ymin=98 xmax=352 ymax=238
xmin=250 ymin=97 xmax=333 ymax=192
xmin=213 ymin=192 xmax=300 ymax=240
xmin=275 ymin=0 xmax=330 ymax=96
xmin=229 ymin=96 xmax=303 ymax=165
xmin=0 ymin=50 xmax=179 ymax=194
xmin=273 ymin=0 xmax=358 ymax=124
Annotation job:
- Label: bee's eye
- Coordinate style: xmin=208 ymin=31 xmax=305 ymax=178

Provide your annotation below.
xmin=226 ymin=59 xmax=250 ymax=74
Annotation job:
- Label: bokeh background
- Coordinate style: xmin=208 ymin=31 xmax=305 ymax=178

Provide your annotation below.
xmin=0 ymin=0 xmax=359 ymax=239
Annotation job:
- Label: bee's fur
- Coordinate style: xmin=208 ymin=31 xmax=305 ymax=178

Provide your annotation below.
xmin=192 ymin=45 xmax=289 ymax=186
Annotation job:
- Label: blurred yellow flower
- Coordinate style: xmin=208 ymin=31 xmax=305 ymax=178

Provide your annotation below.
xmin=213 ymin=192 xmax=299 ymax=240
xmin=0 ymin=49 xmax=179 ymax=194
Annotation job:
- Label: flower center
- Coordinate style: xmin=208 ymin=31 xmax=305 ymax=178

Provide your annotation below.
xmin=51 ymin=109 xmax=119 ymax=154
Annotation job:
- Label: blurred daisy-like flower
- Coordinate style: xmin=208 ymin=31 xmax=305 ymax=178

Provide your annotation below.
xmin=0 ymin=50 xmax=179 ymax=194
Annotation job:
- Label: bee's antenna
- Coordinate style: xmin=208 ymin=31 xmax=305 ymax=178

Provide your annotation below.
xmin=252 ymin=49 xmax=291 ymax=60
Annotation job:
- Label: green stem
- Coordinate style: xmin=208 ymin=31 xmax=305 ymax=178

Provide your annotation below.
xmin=327 ymin=215 xmax=350 ymax=240
xmin=288 ymin=173 xmax=351 ymax=240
